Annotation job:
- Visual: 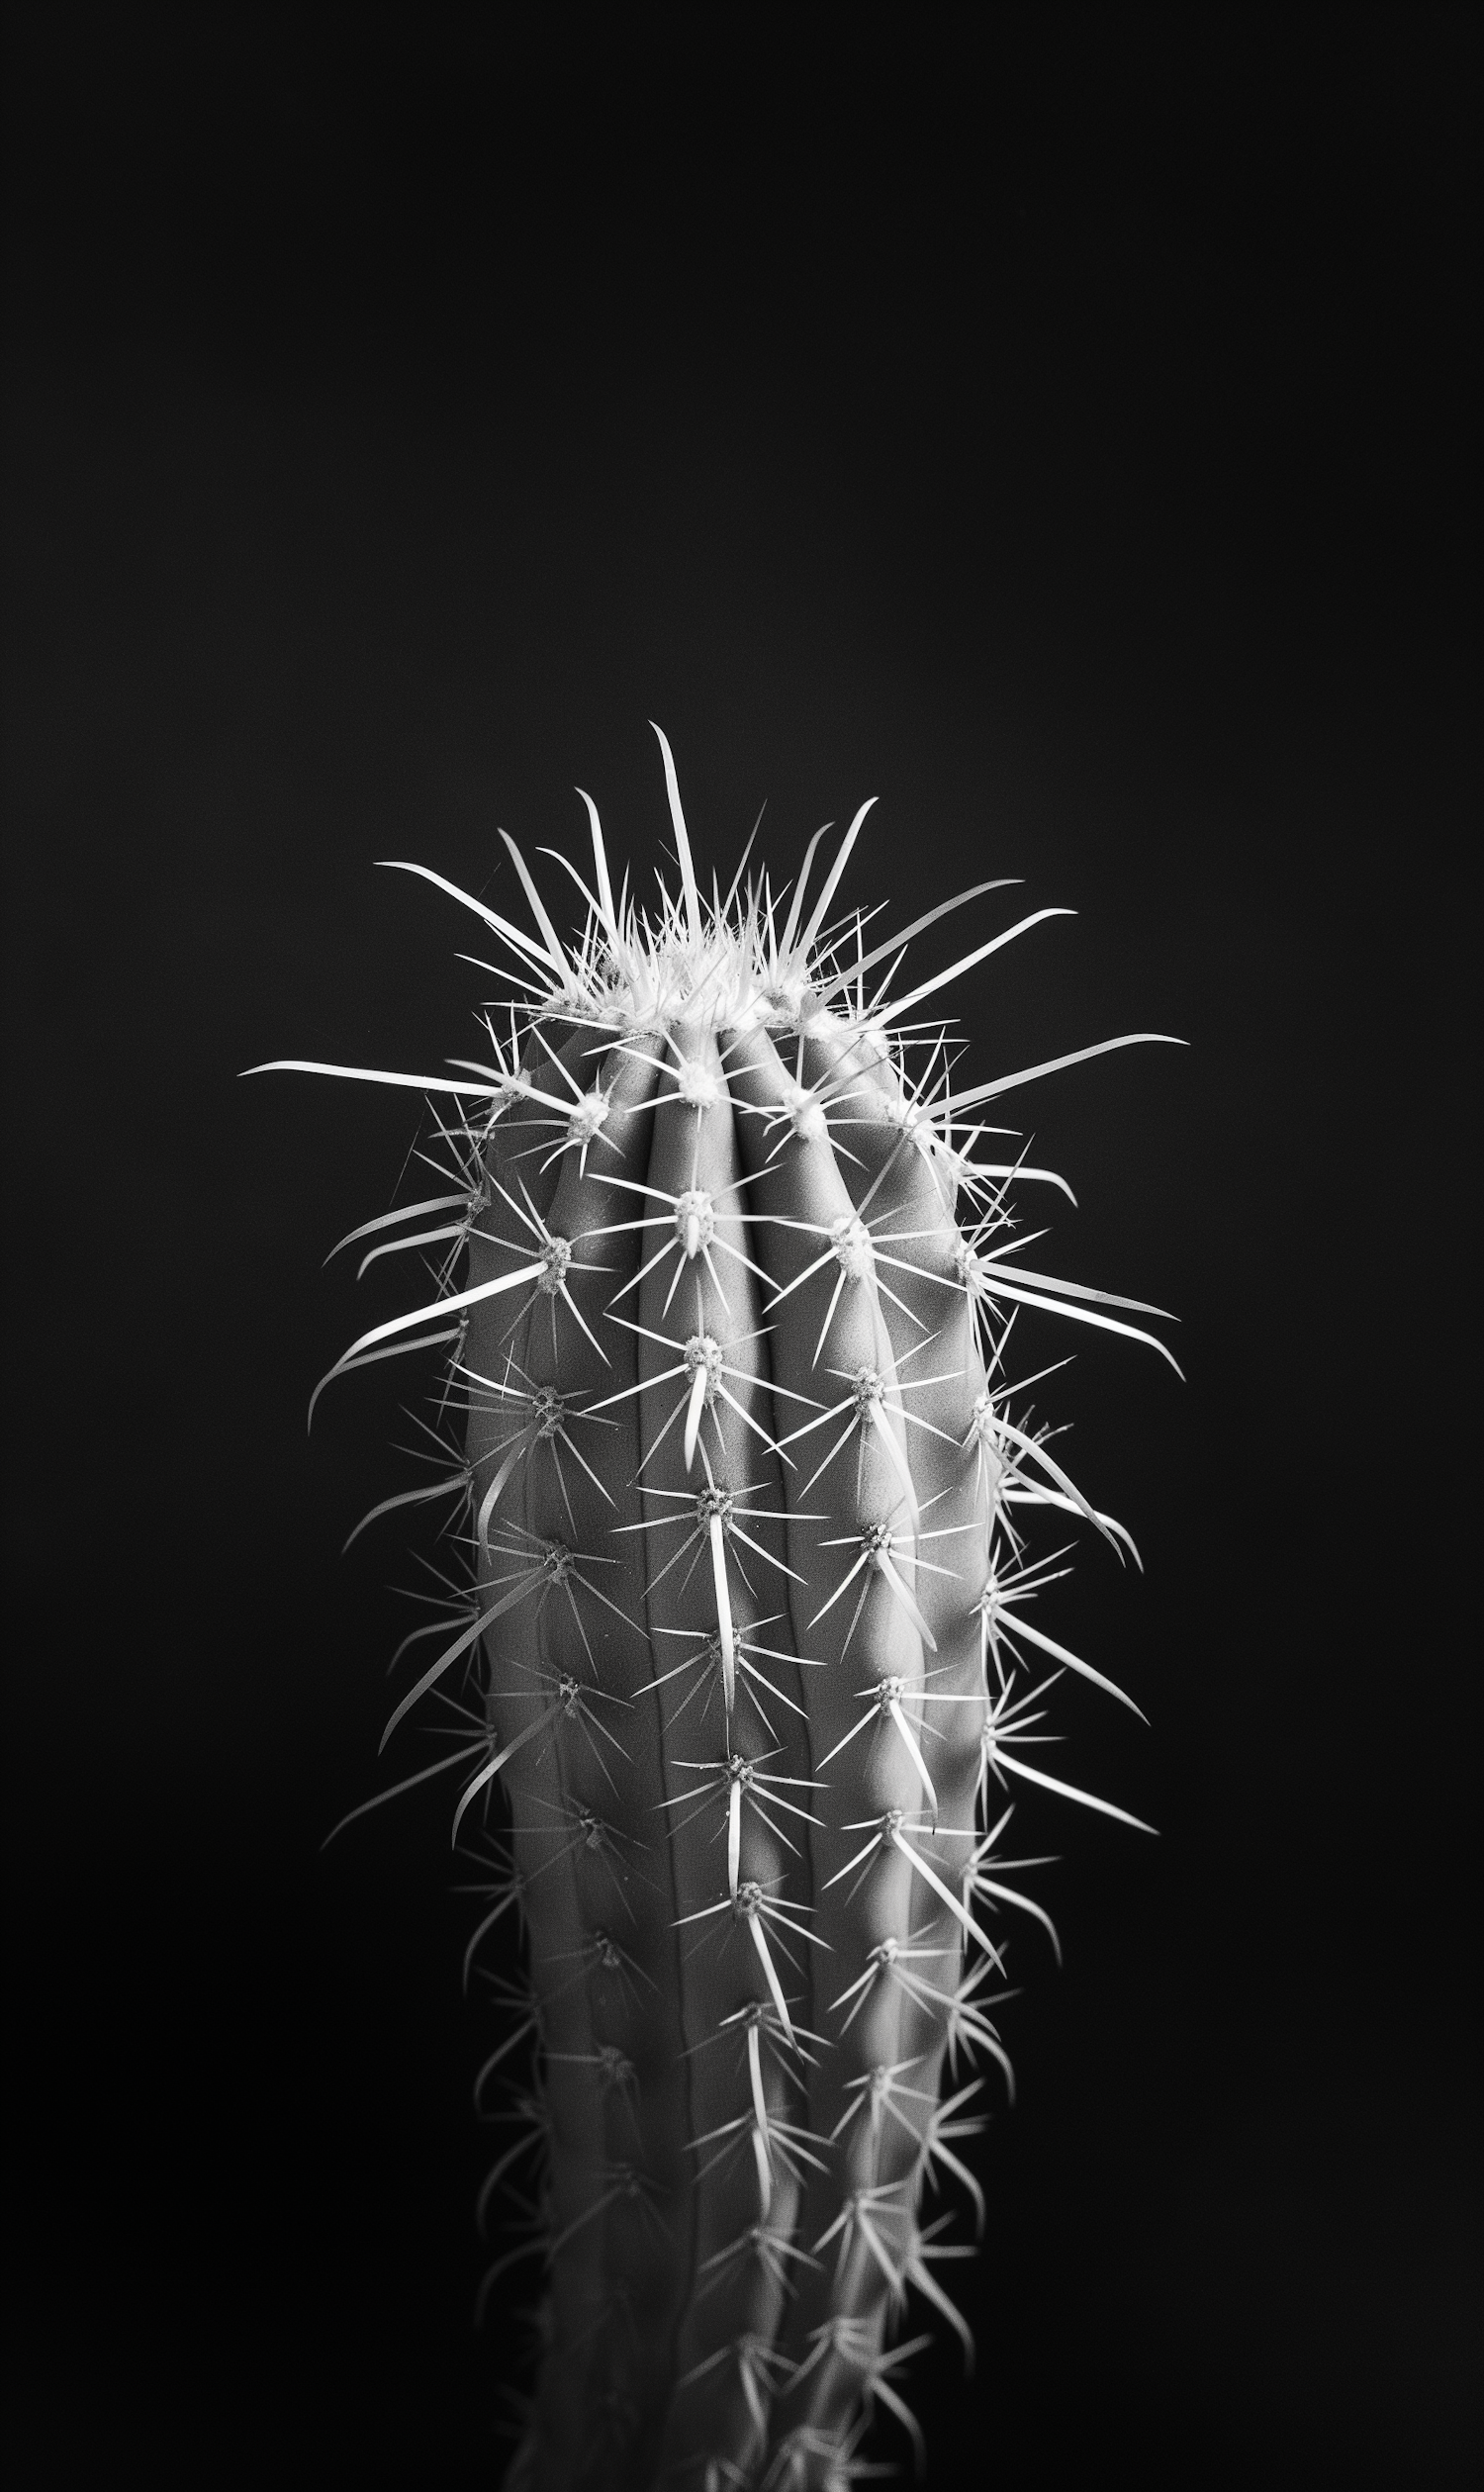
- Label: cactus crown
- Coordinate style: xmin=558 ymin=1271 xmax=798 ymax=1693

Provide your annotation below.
xmin=253 ymin=726 xmax=1180 ymax=2490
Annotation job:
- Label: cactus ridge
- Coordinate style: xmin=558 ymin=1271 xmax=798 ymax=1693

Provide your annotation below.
xmin=254 ymin=728 xmax=1180 ymax=2487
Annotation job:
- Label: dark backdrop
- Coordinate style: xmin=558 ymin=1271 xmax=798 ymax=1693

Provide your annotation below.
xmin=5 ymin=14 xmax=1479 ymax=2488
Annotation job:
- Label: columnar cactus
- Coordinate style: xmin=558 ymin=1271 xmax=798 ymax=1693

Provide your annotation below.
xmin=254 ymin=729 xmax=1179 ymax=2488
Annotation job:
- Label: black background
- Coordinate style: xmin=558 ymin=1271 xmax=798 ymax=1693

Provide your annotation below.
xmin=5 ymin=12 xmax=1479 ymax=2488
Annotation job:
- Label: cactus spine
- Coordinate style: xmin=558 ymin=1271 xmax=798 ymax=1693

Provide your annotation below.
xmin=257 ymin=729 xmax=1179 ymax=2487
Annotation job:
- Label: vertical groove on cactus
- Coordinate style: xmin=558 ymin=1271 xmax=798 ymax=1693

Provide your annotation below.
xmin=251 ymin=727 xmax=1181 ymax=2488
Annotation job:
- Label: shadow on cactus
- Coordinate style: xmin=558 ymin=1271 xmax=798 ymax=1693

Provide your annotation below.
xmin=250 ymin=727 xmax=1182 ymax=2489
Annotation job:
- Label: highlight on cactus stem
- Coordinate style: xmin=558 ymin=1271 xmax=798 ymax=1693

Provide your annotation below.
xmin=248 ymin=726 xmax=1182 ymax=2489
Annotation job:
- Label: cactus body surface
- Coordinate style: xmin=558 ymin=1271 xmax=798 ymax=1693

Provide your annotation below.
xmin=258 ymin=730 xmax=1179 ymax=2488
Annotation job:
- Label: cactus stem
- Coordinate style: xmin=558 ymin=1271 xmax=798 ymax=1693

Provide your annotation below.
xmin=261 ymin=738 xmax=1183 ymax=2482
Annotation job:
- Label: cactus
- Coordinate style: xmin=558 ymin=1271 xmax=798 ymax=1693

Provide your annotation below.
xmin=252 ymin=728 xmax=1180 ymax=2488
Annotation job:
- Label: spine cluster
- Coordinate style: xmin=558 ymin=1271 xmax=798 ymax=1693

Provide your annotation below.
xmin=259 ymin=731 xmax=1178 ymax=2489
